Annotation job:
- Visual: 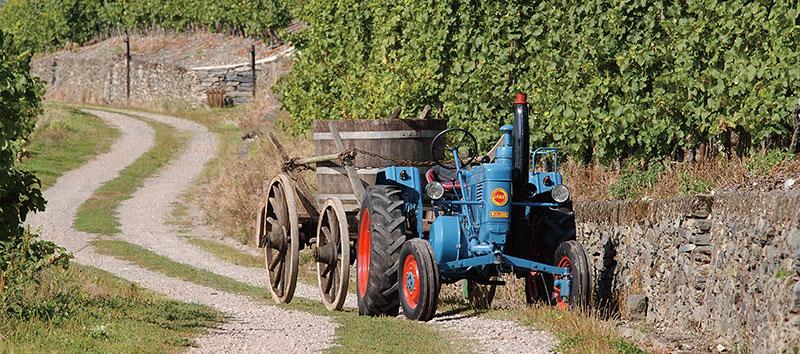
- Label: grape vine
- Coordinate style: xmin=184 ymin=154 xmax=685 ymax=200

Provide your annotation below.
xmin=278 ymin=0 xmax=800 ymax=162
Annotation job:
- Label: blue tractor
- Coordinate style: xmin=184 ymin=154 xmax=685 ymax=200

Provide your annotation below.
xmin=355 ymin=93 xmax=590 ymax=320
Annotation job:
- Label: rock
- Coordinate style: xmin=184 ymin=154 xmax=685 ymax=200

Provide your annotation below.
xmin=785 ymin=178 xmax=797 ymax=190
xmin=627 ymin=294 xmax=648 ymax=320
xmin=678 ymin=244 xmax=697 ymax=253
xmin=716 ymin=343 xmax=727 ymax=352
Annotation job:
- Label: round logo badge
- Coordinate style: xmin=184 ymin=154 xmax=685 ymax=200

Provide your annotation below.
xmin=490 ymin=188 xmax=509 ymax=206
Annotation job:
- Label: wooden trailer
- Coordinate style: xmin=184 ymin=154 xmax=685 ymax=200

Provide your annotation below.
xmin=254 ymin=118 xmax=446 ymax=310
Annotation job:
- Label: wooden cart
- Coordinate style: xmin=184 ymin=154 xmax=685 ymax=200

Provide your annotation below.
xmin=254 ymin=119 xmax=446 ymax=310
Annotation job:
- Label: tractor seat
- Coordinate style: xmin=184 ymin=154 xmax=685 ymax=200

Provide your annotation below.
xmin=425 ymin=165 xmax=461 ymax=190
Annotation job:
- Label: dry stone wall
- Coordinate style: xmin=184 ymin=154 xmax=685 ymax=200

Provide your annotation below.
xmin=575 ymin=191 xmax=799 ymax=352
xmin=30 ymin=46 xmax=293 ymax=107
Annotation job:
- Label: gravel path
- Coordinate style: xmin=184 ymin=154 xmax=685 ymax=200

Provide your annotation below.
xmin=109 ymin=109 xmax=326 ymax=303
xmin=430 ymin=313 xmax=557 ymax=353
xmin=26 ymin=109 xmax=335 ymax=353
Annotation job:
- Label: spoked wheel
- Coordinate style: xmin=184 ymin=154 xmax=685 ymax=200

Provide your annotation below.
xmin=552 ymin=240 xmax=590 ymax=309
xmin=462 ymin=280 xmax=496 ymax=309
xmin=399 ymin=238 xmax=440 ymax=321
xmin=254 ymin=202 xmax=267 ymax=247
xmin=262 ymin=174 xmax=300 ymax=304
xmin=314 ymin=198 xmax=351 ymax=311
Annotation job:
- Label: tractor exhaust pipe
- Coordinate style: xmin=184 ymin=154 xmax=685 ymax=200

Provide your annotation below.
xmin=512 ymin=92 xmax=529 ymax=203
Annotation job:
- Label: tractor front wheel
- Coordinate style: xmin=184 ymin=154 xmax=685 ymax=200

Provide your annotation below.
xmin=552 ymin=240 xmax=590 ymax=309
xmin=398 ymin=238 xmax=440 ymax=321
xmin=356 ymin=185 xmax=406 ymax=316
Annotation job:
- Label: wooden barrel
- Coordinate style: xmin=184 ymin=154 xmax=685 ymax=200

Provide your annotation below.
xmin=313 ymin=119 xmax=448 ymax=211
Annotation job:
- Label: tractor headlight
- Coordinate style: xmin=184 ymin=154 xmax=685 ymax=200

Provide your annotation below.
xmin=551 ymin=184 xmax=570 ymax=203
xmin=425 ymin=182 xmax=444 ymax=200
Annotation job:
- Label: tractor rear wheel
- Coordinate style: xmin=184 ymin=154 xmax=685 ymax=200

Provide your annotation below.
xmin=399 ymin=238 xmax=440 ymax=321
xmin=356 ymin=185 xmax=407 ymax=316
xmin=552 ymin=240 xmax=591 ymax=309
xmin=525 ymin=205 xmax=576 ymax=305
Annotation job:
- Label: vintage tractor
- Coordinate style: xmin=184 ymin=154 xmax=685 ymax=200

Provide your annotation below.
xmin=356 ymin=93 xmax=590 ymax=320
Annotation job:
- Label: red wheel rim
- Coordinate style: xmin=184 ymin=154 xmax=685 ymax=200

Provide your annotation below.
xmin=357 ymin=210 xmax=371 ymax=297
xmin=553 ymin=256 xmax=570 ymax=310
xmin=402 ymin=254 xmax=420 ymax=309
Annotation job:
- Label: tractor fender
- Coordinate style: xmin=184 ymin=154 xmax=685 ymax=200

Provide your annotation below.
xmin=429 ymin=216 xmax=462 ymax=264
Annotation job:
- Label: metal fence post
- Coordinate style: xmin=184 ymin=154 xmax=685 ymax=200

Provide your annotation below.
xmin=250 ymin=44 xmax=256 ymax=98
xmin=124 ymin=35 xmax=131 ymax=100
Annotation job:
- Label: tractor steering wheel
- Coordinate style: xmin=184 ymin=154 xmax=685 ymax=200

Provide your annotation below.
xmin=431 ymin=128 xmax=479 ymax=168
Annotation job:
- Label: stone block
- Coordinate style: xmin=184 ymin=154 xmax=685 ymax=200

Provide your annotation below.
xmin=627 ymin=294 xmax=649 ymax=320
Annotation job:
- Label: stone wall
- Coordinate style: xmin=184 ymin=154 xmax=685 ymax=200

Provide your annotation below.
xmin=576 ymin=191 xmax=800 ymax=351
xmin=30 ymin=46 xmax=293 ymax=107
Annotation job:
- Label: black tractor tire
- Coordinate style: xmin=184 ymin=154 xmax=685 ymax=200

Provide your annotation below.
xmin=356 ymin=185 xmax=407 ymax=316
xmin=536 ymin=205 xmax=577 ymax=257
xmin=525 ymin=205 xmax=577 ymax=304
xmin=553 ymin=240 xmax=591 ymax=309
xmin=398 ymin=238 xmax=440 ymax=321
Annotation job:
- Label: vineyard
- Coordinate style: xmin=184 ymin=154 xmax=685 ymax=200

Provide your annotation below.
xmin=0 ymin=0 xmax=292 ymax=52
xmin=277 ymin=0 xmax=800 ymax=162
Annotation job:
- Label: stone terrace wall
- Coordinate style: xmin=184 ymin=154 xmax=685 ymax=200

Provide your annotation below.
xmin=31 ymin=46 xmax=293 ymax=107
xmin=575 ymin=191 xmax=799 ymax=351
xmin=32 ymin=55 xmax=197 ymax=107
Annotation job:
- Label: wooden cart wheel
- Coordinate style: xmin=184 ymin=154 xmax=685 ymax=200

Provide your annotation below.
xmin=254 ymin=202 xmax=267 ymax=247
xmin=263 ymin=174 xmax=300 ymax=304
xmin=314 ymin=198 xmax=350 ymax=311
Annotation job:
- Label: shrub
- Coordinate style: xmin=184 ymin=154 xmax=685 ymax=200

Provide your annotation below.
xmin=0 ymin=28 xmax=71 ymax=316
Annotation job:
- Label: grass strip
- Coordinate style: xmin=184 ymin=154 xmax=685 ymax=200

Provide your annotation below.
xmin=21 ymin=105 xmax=119 ymax=190
xmin=186 ymin=238 xmax=264 ymax=268
xmin=93 ymin=239 xmax=456 ymax=353
xmin=0 ymin=265 xmax=220 ymax=352
xmin=486 ymin=307 xmax=646 ymax=354
xmin=74 ymin=118 xmax=188 ymax=235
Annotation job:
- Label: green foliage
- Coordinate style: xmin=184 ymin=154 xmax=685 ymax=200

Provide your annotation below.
xmin=678 ymin=172 xmax=714 ymax=195
xmin=745 ymin=149 xmax=795 ymax=175
xmin=278 ymin=0 xmax=800 ymax=162
xmin=0 ymin=28 xmax=45 ymax=241
xmin=609 ymin=161 xmax=665 ymax=199
xmin=0 ymin=0 xmax=292 ymax=52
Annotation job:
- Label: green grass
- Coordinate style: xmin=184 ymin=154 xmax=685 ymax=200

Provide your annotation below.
xmin=0 ymin=265 xmax=220 ymax=352
xmin=187 ymin=238 xmax=264 ymax=268
xmin=93 ymin=239 xmax=457 ymax=353
xmin=74 ymin=118 xmax=188 ymax=235
xmin=21 ymin=105 xmax=119 ymax=190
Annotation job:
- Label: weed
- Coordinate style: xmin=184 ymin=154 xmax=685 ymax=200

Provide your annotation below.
xmin=745 ymin=149 xmax=795 ymax=175
xmin=678 ymin=172 xmax=713 ymax=195
xmin=609 ymin=160 xmax=664 ymax=199
xmin=776 ymin=269 xmax=793 ymax=280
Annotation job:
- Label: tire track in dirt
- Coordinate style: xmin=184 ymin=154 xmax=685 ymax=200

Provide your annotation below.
xmin=27 ymin=109 xmax=334 ymax=353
